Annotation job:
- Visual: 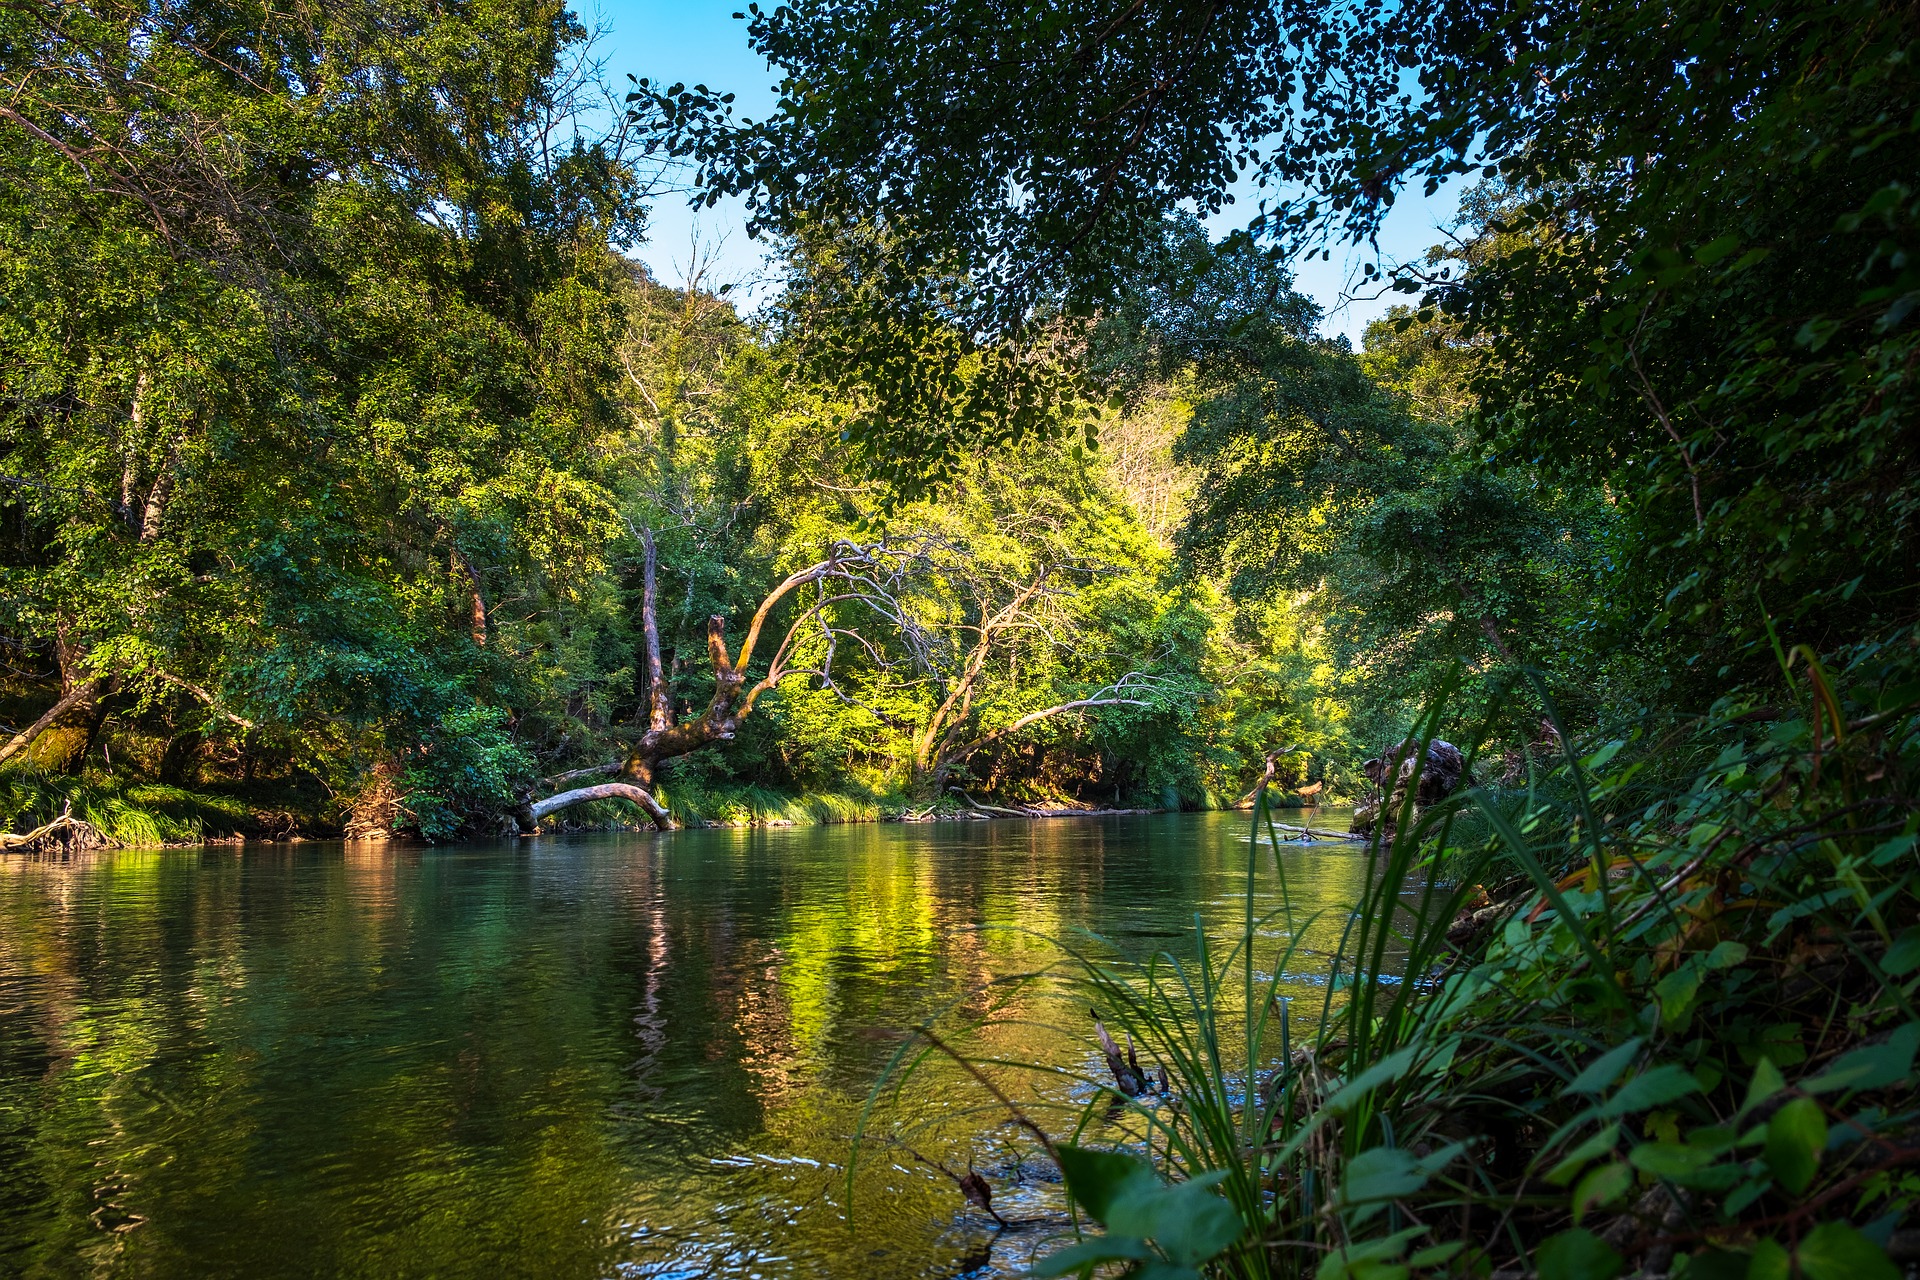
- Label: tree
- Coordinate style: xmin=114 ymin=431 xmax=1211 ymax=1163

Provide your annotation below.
xmin=886 ymin=539 xmax=1159 ymax=795
xmin=518 ymin=534 xmax=906 ymax=828
xmin=646 ymin=0 xmax=1920 ymax=679
xmin=0 ymin=1 xmax=647 ymax=803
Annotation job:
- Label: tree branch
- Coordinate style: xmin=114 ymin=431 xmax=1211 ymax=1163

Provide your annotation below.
xmin=525 ymin=781 xmax=674 ymax=831
xmin=937 ymin=695 xmax=1151 ymax=770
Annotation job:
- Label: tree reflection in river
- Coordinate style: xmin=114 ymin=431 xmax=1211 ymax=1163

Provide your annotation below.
xmin=0 ymin=812 xmax=1363 ymax=1279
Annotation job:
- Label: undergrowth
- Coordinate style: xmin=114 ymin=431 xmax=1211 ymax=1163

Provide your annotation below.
xmin=0 ymin=771 xmax=262 ymax=845
xmin=865 ymin=647 xmax=1920 ymax=1280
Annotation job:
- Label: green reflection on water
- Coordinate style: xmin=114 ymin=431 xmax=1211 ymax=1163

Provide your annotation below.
xmin=0 ymin=813 xmax=1364 ymax=1279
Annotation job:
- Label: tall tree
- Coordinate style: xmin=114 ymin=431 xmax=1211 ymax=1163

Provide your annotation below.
xmin=0 ymin=1 xmax=645 ymax=791
xmin=647 ymin=0 xmax=1920 ymax=676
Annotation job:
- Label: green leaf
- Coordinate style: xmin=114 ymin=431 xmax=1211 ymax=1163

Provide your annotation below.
xmin=1764 ymin=1098 xmax=1826 ymax=1194
xmin=1694 ymin=235 xmax=1742 ymax=265
xmin=1030 ymin=1234 xmax=1153 ymax=1276
xmin=1687 ymin=1125 xmax=1737 ymax=1154
xmin=1536 ymin=1228 xmax=1625 ymax=1280
xmin=1741 ymin=1059 xmax=1786 ymax=1116
xmin=1111 ymin=1178 xmax=1241 ymax=1266
xmin=1802 ymin=1024 xmax=1919 ymax=1095
xmin=1133 ymin=1263 xmax=1204 ymax=1280
xmin=1409 ymin=1243 xmax=1466 ymax=1268
xmin=1572 ymin=1162 xmax=1633 ymax=1224
xmin=1796 ymin=1224 xmax=1899 ymax=1280
xmin=1599 ymin=1065 xmax=1701 ymax=1117
xmin=1723 ymin=1175 xmax=1771 ymax=1216
xmin=1342 ymin=1147 xmax=1428 ymax=1217
xmin=1317 ymin=1227 xmax=1429 ymax=1280
xmin=1656 ymin=966 xmax=1702 ymax=1027
xmin=1323 ymin=1047 xmax=1420 ymax=1115
xmin=1567 ymin=1040 xmax=1644 ymax=1095
xmin=1054 ymin=1145 xmax=1154 ymax=1225
xmin=1629 ymin=1142 xmax=1714 ymax=1177
xmin=1748 ymin=1238 xmax=1790 ymax=1280
xmin=1548 ymin=1124 xmax=1622 ymax=1185
xmin=1883 ymin=930 xmax=1920 ymax=976
xmin=1705 ymin=942 xmax=1749 ymax=970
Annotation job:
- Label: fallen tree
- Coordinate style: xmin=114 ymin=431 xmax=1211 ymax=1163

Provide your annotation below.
xmin=516 ymin=532 xmax=913 ymax=832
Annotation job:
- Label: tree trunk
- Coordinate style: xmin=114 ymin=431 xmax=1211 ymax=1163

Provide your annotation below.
xmin=451 ymin=548 xmax=491 ymax=645
xmin=0 ymin=677 xmax=111 ymax=768
xmin=118 ymin=368 xmax=151 ymax=534
xmin=521 ymin=782 xmax=674 ymax=831
xmin=639 ymin=526 xmax=672 ymax=732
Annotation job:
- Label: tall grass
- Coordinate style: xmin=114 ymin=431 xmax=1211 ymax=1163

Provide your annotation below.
xmin=2 ymin=771 xmax=258 ymax=846
xmin=658 ymin=779 xmax=887 ymax=828
xmin=862 ymin=663 xmax=1920 ymax=1280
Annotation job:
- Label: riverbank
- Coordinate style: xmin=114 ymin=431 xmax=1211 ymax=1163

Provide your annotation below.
xmin=3 ymin=768 xmax=1345 ymax=850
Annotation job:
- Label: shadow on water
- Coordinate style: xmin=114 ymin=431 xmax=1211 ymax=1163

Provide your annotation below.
xmin=0 ymin=810 xmax=1364 ymax=1279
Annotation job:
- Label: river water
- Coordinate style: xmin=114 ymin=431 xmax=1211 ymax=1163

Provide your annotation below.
xmin=0 ymin=811 xmax=1366 ymax=1279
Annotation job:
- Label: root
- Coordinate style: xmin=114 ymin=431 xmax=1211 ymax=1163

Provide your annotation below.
xmin=0 ymin=806 xmax=118 ymax=855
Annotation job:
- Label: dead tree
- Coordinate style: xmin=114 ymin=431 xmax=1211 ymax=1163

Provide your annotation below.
xmin=902 ymin=552 xmax=1158 ymax=794
xmin=516 ymin=534 xmax=913 ymax=832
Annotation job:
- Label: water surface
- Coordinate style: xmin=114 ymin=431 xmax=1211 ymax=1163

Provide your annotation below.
xmin=0 ymin=811 xmax=1364 ymax=1278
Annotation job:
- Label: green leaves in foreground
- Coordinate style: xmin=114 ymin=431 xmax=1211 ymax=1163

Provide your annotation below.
xmin=1763 ymin=1097 xmax=1827 ymax=1196
xmin=1536 ymin=1228 xmax=1624 ymax=1280
xmin=1032 ymin=1145 xmax=1243 ymax=1279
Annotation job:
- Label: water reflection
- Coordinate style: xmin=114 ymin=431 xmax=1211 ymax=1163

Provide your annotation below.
xmin=0 ymin=812 xmax=1364 ymax=1279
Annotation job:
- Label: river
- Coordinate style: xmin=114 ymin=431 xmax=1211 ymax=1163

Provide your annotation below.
xmin=0 ymin=811 xmax=1366 ymax=1279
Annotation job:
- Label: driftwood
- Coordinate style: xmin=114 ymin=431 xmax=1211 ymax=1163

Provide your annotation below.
xmin=0 ymin=808 xmax=117 ymax=855
xmin=1261 ymin=820 xmax=1367 ymax=843
xmin=1093 ymin=1013 xmax=1151 ymax=1097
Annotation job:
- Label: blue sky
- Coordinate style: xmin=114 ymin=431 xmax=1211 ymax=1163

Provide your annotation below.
xmin=590 ymin=1 xmax=1462 ymax=347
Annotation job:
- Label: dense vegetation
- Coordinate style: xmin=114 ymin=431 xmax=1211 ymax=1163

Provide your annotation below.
xmin=0 ymin=5 xmax=1583 ymax=842
xmin=3 ymin=1 xmax=1917 ymax=1278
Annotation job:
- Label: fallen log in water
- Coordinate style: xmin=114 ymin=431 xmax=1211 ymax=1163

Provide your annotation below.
xmin=1259 ymin=820 xmax=1367 ymax=842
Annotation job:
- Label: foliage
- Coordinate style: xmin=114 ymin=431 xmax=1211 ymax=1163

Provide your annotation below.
xmin=647 ymin=0 xmax=1919 ymax=693
xmin=873 ymin=644 xmax=1919 ymax=1277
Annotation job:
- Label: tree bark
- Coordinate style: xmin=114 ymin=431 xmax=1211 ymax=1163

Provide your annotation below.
xmin=0 ymin=677 xmax=111 ymax=768
xmin=639 ymin=526 xmax=671 ymax=732
xmin=140 ymin=452 xmax=175 ymax=542
xmin=522 ymin=782 xmax=673 ymax=831
xmin=451 ymin=548 xmax=491 ymax=645
xmin=541 ymin=761 xmax=621 ymax=789
xmin=119 ymin=368 xmax=150 ymax=533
